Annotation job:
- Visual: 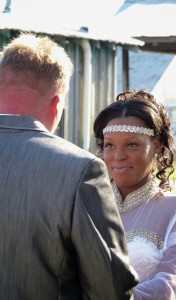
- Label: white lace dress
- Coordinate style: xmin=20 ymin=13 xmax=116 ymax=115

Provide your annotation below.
xmin=112 ymin=180 xmax=176 ymax=300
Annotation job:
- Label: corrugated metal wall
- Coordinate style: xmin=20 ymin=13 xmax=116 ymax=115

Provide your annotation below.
xmin=59 ymin=38 xmax=117 ymax=154
xmin=0 ymin=30 xmax=117 ymax=154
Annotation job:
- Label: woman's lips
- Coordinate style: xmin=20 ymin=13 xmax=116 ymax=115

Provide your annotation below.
xmin=112 ymin=166 xmax=132 ymax=173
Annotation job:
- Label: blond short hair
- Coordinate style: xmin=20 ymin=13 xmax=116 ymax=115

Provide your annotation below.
xmin=0 ymin=32 xmax=73 ymax=94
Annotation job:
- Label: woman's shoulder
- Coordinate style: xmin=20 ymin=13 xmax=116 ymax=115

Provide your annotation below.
xmin=162 ymin=189 xmax=176 ymax=199
xmin=159 ymin=190 xmax=176 ymax=208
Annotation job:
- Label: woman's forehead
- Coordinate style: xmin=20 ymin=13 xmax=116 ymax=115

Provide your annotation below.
xmin=106 ymin=116 xmax=147 ymax=127
xmin=104 ymin=131 xmax=147 ymax=141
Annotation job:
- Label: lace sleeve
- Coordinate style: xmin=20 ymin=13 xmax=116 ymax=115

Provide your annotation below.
xmin=164 ymin=214 xmax=176 ymax=250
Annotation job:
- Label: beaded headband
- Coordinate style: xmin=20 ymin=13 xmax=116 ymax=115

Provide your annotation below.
xmin=103 ymin=125 xmax=155 ymax=136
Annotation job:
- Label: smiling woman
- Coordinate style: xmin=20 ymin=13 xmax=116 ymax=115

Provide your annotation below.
xmin=93 ymin=89 xmax=176 ymax=300
xmin=103 ymin=115 xmax=159 ymax=199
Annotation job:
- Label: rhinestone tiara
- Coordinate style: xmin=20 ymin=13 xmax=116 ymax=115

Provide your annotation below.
xmin=103 ymin=125 xmax=155 ymax=136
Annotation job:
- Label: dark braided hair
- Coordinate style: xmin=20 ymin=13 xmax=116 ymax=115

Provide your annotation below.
xmin=93 ymin=90 xmax=175 ymax=191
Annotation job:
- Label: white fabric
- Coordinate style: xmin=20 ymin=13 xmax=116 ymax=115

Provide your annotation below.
xmin=128 ymin=237 xmax=163 ymax=282
xmin=117 ymin=186 xmax=176 ymax=299
xmin=164 ymin=213 xmax=176 ymax=250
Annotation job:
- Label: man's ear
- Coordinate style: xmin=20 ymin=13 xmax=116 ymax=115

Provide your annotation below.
xmin=51 ymin=95 xmax=59 ymax=117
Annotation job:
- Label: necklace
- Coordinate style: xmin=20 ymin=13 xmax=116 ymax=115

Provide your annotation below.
xmin=112 ymin=179 xmax=161 ymax=213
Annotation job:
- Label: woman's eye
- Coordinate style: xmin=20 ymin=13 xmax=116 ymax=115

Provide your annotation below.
xmin=104 ymin=143 xmax=113 ymax=149
xmin=127 ymin=142 xmax=137 ymax=148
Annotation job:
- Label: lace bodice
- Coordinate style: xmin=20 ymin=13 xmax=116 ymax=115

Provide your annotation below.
xmin=112 ymin=179 xmax=161 ymax=213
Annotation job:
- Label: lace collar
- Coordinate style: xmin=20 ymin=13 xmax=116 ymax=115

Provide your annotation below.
xmin=112 ymin=179 xmax=161 ymax=213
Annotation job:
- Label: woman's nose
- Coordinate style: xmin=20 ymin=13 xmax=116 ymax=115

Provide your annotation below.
xmin=114 ymin=148 xmax=127 ymax=160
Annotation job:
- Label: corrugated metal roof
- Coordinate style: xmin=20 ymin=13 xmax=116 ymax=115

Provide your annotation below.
xmin=114 ymin=0 xmax=176 ymax=37
xmin=110 ymin=0 xmax=176 ymax=54
xmin=0 ymin=12 xmax=144 ymax=47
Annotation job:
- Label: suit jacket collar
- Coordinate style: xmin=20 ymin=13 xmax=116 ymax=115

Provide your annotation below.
xmin=0 ymin=115 xmax=49 ymax=133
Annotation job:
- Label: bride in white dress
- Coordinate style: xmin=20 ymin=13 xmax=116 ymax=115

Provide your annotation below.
xmin=94 ymin=89 xmax=176 ymax=300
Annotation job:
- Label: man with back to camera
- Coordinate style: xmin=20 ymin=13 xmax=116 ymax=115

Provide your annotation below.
xmin=0 ymin=32 xmax=138 ymax=299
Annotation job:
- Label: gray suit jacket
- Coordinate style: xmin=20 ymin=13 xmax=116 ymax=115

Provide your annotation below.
xmin=0 ymin=115 xmax=137 ymax=299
